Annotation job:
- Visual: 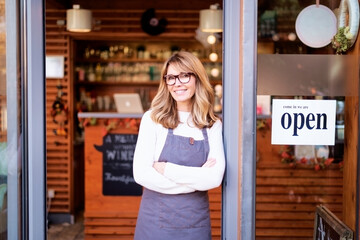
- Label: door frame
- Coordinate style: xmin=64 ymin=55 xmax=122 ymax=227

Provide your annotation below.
xmin=20 ymin=0 xmax=46 ymax=239
xmin=222 ymin=0 xmax=257 ymax=239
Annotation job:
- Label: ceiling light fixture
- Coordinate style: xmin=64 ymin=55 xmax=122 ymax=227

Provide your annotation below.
xmin=199 ymin=4 xmax=223 ymax=33
xmin=66 ymin=5 xmax=92 ymax=32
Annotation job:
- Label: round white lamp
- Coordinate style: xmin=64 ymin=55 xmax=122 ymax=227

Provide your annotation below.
xmin=66 ymin=5 xmax=92 ymax=32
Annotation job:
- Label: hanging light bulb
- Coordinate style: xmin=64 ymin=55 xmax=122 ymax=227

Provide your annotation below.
xmin=272 ymin=33 xmax=280 ymax=41
xmin=211 ymin=67 xmax=220 ymax=77
xmin=209 ymin=52 xmax=218 ymax=62
xmin=207 ymin=35 xmax=217 ymax=44
xmin=288 ymin=32 xmax=297 ymax=41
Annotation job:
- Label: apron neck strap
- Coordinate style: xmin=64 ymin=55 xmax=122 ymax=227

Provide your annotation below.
xmin=201 ymin=128 xmax=208 ymax=141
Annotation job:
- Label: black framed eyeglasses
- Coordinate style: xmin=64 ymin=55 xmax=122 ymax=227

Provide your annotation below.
xmin=163 ymin=72 xmax=194 ymax=86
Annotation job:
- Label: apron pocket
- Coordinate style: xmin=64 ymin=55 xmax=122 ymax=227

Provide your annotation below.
xmin=159 ymin=192 xmax=210 ymax=229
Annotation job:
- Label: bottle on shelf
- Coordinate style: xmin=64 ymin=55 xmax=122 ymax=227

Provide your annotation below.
xmin=95 ymin=63 xmax=103 ymax=81
xmin=87 ymin=64 xmax=96 ymax=82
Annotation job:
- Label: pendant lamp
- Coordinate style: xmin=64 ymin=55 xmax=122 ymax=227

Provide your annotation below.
xmin=66 ymin=5 xmax=92 ymax=32
xmin=199 ymin=4 xmax=223 ymax=33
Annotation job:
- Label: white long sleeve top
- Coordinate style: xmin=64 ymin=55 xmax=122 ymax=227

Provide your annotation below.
xmin=133 ymin=110 xmax=225 ymax=195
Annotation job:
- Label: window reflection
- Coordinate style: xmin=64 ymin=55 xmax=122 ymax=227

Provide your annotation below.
xmin=256 ymin=96 xmax=345 ymax=239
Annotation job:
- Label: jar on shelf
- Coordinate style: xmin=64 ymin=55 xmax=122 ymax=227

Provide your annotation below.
xmin=104 ymin=63 xmax=115 ymax=82
xmin=114 ymin=63 xmax=122 ymax=82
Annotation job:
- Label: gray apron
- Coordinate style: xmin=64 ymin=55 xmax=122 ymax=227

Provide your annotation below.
xmin=134 ymin=128 xmax=211 ymax=240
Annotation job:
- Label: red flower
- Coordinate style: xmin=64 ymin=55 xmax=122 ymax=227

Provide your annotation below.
xmin=314 ymin=164 xmax=320 ymax=171
xmin=338 ymin=161 xmax=344 ymax=168
xmin=129 ymin=119 xmax=137 ymax=128
xmin=300 ymin=157 xmax=307 ymax=164
xmin=256 ymin=106 xmax=262 ymax=115
xmin=324 ymin=158 xmax=334 ymax=166
xmin=281 ymin=152 xmax=290 ymax=159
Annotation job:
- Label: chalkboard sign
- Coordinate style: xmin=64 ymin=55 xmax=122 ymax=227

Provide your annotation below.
xmin=313 ymin=205 xmax=353 ymax=240
xmin=94 ymin=134 xmax=142 ymax=196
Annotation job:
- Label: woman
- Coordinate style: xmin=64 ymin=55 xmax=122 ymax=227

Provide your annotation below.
xmin=133 ymin=51 xmax=225 ymax=240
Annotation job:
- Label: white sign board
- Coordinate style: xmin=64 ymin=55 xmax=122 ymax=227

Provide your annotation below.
xmin=46 ymin=56 xmax=64 ymax=78
xmin=271 ymin=99 xmax=336 ymax=145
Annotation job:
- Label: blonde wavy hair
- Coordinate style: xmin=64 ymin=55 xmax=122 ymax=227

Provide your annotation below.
xmin=150 ymin=51 xmax=218 ymax=129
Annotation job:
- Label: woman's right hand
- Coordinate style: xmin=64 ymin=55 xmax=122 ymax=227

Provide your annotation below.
xmin=153 ymin=161 xmax=166 ymax=175
xmin=202 ymin=158 xmax=216 ymax=168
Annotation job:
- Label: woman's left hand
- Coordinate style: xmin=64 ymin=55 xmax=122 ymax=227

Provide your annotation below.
xmin=153 ymin=161 xmax=166 ymax=175
xmin=202 ymin=158 xmax=216 ymax=168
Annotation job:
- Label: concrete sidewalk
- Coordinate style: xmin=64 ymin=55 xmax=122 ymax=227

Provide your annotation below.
xmin=47 ymin=214 xmax=84 ymax=240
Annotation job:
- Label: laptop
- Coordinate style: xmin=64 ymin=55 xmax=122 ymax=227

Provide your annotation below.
xmin=113 ymin=93 xmax=144 ymax=114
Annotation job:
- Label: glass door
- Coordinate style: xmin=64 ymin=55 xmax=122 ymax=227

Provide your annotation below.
xmin=1 ymin=0 xmax=22 ymax=239
xmin=0 ymin=0 xmax=46 ymax=239
xmin=256 ymin=1 xmax=358 ymax=239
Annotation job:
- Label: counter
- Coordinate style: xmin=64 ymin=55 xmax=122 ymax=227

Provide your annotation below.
xmin=77 ymin=112 xmax=143 ymax=119
xmin=79 ymin=112 xmax=141 ymax=238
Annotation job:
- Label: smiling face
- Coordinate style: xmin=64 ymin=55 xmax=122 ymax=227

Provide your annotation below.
xmin=166 ymin=64 xmax=196 ymax=112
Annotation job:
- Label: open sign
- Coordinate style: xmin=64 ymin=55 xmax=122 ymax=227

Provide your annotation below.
xmin=271 ymin=99 xmax=336 ymax=145
xmin=281 ymin=112 xmax=328 ymax=136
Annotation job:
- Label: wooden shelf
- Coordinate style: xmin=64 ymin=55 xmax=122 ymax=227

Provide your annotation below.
xmin=76 ymin=80 xmax=222 ymax=86
xmin=76 ymin=58 xmax=164 ymax=63
xmin=76 ymin=81 xmax=160 ymax=86
xmin=76 ymin=58 xmax=222 ymax=64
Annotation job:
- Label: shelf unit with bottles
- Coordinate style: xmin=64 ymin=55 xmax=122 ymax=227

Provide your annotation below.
xmin=74 ymin=40 xmax=223 ymax=113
